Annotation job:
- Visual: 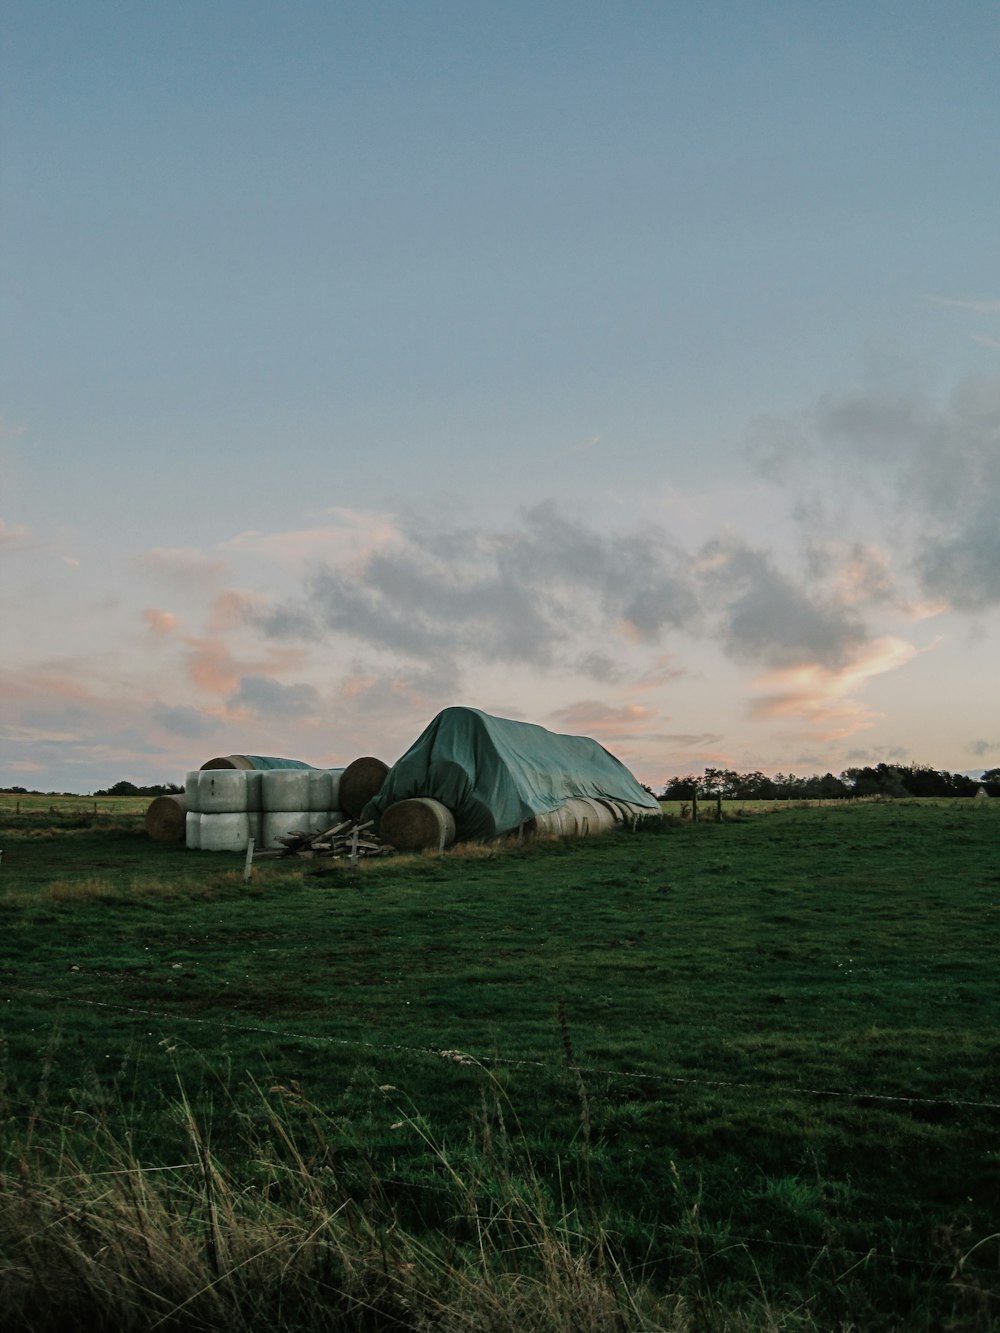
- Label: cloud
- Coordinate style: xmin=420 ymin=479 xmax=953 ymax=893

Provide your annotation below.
xmin=151 ymin=703 xmax=218 ymax=739
xmin=546 ymin=700 xmax=661 ymax=742
xmin=227 ymin=675 xmax=321 ymax=720
xmin=967 ymin=738 xmax=1000 ymax=758
xmin=832 ymin=544 xmax=896 ymax=606
xmin=697 ymin=538 xmax=868 ymax=669
xmin=207 ymin=590 xmax=264 ymax=633
xmin=257 ymin=502 xmax=701 ymax=677
xmin=182 ymin=636 xmax=304 ymax=695
xmin=662 ymin=733 xmax=725 ymax=747
xmin=748 ymin=636 xmax=920 ymax=740
xmin=0 ymin=519 xmax=31 ymax=547
xmin=222 ymin=508 xmax=398 ymax=567
xmin=143 ymin=608 xmax=178 ymax=636
xmin=916 ymin=514 xmax=1000 ymax=612
xmin=747 ymin=371 xmax=1000 ymax=615
xmin=927 ymin=296 xmax=1000 ymax=314
xmin=135 ymin=547 xmax=227 ymax=586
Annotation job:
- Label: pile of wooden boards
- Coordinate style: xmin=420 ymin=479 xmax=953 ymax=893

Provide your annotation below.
xmin=251 ymin=818 xmax=390 ymax=862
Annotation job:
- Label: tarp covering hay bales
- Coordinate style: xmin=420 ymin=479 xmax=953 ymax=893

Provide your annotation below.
xmin=144 ymin=793 xmax=188 ymax=842
xmin=363 ymin=706 xmax=660 ymax=845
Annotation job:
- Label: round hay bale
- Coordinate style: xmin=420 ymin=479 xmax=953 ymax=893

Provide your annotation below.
xmin=186 ymin=811 xmax=201 ymax=849
xmin=200 ymin=754 xmax=255 ymax=770
xmin=380 ymin=798 xmax=456 ymax=852
xmin=339 ymin=756 xmax=390 ymax=817
xmin=524 ymin=805 xmax=574 ymax=839
xmin=563 ymin=796 xmax=617 ymax=836
xmin=145 ymin=794 xmax=188 ymax=842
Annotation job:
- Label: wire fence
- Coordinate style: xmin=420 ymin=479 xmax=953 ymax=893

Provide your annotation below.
xmin=6 ymin=982 xmax=999 ymax=1114
xmin=5 ymin=981 xmax=1000 ymax=1286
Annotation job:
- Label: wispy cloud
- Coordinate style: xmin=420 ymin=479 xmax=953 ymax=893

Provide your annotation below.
xmin=135 ymin=547 xmax=228 ymax=587
xmin=748 ymin=636 xmax=920 ymax=740
xmin=927 ymin=296 xmax=1000 ymax=314
xmin=222 ymin=508 xmax=398 ymax=568
xmin=142 ymin=608 xmax=178 ymax=636
xmin=546 ymin=700 xmax=661 ymax=742
xmin=0 ymin=519 xmax=31 ymax=547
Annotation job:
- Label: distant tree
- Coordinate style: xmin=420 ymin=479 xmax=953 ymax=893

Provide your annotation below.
xmin=92 ymin=780 xmax=183 ymax=797
xmin=981 ymin=768 xmax=1000 ymax=796
xmin=841 ymin=765 xmax=909 ymax=798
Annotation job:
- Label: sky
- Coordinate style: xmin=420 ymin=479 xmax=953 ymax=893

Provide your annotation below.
xmin=3 ymin=1 xmax=1000 ymax=793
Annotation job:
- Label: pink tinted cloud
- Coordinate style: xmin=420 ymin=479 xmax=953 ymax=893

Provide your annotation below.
xmin=183 ymin=636 xmax=305 ymax=696
xmin=627 ymin=655 xmax=689 ymax=693
xmin=142 ymin=608 xmax=178 ymax=636
xmin=136 ymin=547 xmax=228 ymax=586
xmin=0 ymin=519 xmax=31 ymax=546
xmin=546 ymin=700 xmax=660 ymax=741
xmin=207 ymin=589 xmax=263 ymax=633
xmin=222 ymin=509 xmax=399 ymax=569
xmin=748 ymin=636 xmax=919 ymax=739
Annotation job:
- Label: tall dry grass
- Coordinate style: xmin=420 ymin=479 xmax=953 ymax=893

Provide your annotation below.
xmin=0 ymin=1075 xmax=811 ymax=1333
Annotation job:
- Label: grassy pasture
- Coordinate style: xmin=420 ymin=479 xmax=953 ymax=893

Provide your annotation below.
xmin=1 ymin=798 xmax=998 ymax=1330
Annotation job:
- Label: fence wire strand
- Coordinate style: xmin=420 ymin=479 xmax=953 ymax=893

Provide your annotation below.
xmin=5 ymin=982 xmax=999 ymax=1113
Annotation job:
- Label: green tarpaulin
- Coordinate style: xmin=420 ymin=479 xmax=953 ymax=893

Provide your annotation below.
xmin=363 ymin=706 xmax=660 ymax=842
xmin=241 ymin=756 xmax=317 ymax=770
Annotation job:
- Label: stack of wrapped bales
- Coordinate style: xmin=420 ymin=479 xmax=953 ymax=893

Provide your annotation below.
xmin=180 ymin=755 xmax=390 ymax=852
xmin=186 ymin=768 xmax=346 ymax=852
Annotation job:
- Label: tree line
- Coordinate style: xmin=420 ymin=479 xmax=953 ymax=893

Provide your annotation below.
xmin=0 ymin=781 xmax=184 ymax=798
xmin=657 ymin=763 xmax=1000 ymax=802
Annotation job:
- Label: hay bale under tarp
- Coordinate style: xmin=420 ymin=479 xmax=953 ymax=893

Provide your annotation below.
xmin=145 ymin=794 xmax=188 ymax=842
xmin=381 ymin=798 xmax=456 ymax=852
xmin=339 ymin=756 xmax=390 ymax=818
xmin=200 ymin=754 xmax=315 ymax=771
xmin=363 ymin=707 xmax=661 ymax=843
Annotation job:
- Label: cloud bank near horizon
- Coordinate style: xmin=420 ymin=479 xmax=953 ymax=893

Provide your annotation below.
xmin=4 ymin=370 xmax=1000 ymax=788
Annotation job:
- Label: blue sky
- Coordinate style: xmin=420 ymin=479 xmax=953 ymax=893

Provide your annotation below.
xmin=3 ymin=1 xmax=1000 ymax=791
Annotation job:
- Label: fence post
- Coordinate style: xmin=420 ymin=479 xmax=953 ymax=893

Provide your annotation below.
xmin=692 ymin=793 xmax=698 ymax=823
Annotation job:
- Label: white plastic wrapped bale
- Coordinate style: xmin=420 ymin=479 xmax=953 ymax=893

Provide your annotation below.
xmin=260 ymin=769 xmax=339 ymax=813
xmin=185 ymin=769 xmax=262 ymax=814
xmin=261 ymin=809 xmax=345 ymax=850
xmin=187 ymin=811 xmax=263 ymax=852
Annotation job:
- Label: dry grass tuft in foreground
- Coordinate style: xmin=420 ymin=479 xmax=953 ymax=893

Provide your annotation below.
xmin=0 ymin=1083 xmax=794 ymax=1333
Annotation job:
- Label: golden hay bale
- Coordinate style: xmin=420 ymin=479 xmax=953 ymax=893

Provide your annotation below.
xmin=562 ymin=796 xmax=618 ymax=835
xmin=144 ymin=794 xmax=188 ymax=842
xmin=200 ymin=754 xmax=255 ymax=770
xmin=523 ymin=804 xmax=575 ymax=839
xmin=339 ymin=756 xmax=390 ymax=817
xmin=380 ymin=798 xmax=456 ymax=852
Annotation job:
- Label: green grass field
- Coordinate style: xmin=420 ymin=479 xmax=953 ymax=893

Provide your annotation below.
xmin=1 ymin=798 xmax=998 ymax=1330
